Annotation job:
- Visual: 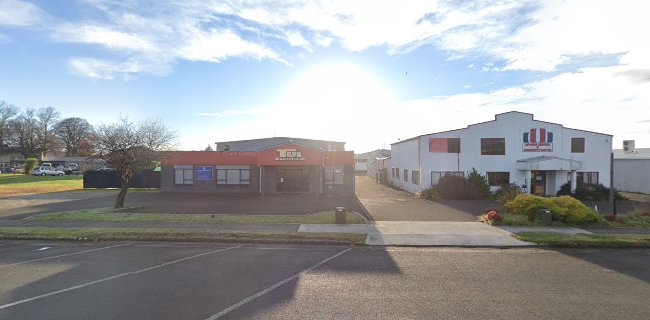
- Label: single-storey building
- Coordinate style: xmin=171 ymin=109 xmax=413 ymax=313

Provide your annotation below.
xmin=161 ymin=137 xmax=355 ymax=195
xmin=389 ymin=111 xmax=612 ymax=196
xmin=613 ymin=140 xmax=650 ymax=194
xmin=354 ymin=149 xmax=391 ymax=173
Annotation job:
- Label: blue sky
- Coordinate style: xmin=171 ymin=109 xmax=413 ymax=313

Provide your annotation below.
xmin=1 ymin=0 xmax=648 ymax=152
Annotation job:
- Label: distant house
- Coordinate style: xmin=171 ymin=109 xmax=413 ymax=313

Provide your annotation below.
xmin=0 ymin=151 xmax=104 ymax=171
xmin=613 ymin=140 xmax=650 ymax=194
xmin=354 ymin=149 xmax=391 ymax=173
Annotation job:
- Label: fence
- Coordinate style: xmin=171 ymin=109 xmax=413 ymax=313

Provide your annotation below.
xmin=83 ymin=170 xmax=160 ymax=188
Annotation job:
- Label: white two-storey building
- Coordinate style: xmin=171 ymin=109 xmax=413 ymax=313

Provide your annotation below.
xmin=389 ymin=111 xmax=612 ymax=196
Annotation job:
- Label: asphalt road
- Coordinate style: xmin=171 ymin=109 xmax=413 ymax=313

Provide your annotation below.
xmin=0 ymin=241 xmax=649 ymax=320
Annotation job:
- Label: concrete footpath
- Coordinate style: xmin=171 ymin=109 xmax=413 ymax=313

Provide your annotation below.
xmin=0 ymin=219 xmax=623 ymax=246
xmin=300 ymin=221 xmax=534 ymax=246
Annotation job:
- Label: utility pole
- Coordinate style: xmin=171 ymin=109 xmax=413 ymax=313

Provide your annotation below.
xmin=609 ymin=152 xmax=616 ymax=215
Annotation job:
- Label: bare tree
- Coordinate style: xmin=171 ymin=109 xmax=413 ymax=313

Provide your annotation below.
xmin=36 ymin=106 xmax=60 ymax=154
xmin=0 ymin=101 xmax=18 ymax=154
xmin=95 ymin=117 xmax=177 ymax=208
xmin=55 ymin=117 xmax=95 ymax=156
xmin=11 ymin=108 xmax=40 ymax=158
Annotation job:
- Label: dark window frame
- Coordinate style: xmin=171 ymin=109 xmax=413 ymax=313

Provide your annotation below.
xmin=487 ymin=172 xmax=510 ymax=186
xmin=571 ymin=137 xmax=585 ymax=153
xmin=216 ymin=168 xmax=250 ymax=185
xmin=412 ymin=171 xmax=420 ymax=185
xmin=481 ymin=138 xmax=506 ymax=155
xmin=174 ymin=168 xmax=194 ymax=185
xmin=447 ymin=138 xmax=461 ymax=153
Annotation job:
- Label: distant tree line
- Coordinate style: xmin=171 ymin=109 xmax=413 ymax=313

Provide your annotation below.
xmin=0 ymin=101 xmax=95 ymax=158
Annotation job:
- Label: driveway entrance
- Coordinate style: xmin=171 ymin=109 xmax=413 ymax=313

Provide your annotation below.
xmin=355 ymin=175 xmax=490 ymax=221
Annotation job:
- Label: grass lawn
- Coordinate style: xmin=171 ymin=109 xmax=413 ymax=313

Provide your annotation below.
xmin=514 ymin=232 xmax=650 ymax=248
xmin=0 ymin=174 xmax=83 ymax=195
xmin=0 ymin=227 xmax=366 ymax=244
xmin=29 ymin=207 xmax=367 ymax=224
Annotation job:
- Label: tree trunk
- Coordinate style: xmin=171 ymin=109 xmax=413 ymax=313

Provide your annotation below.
xmin=115 ymin=186 xmax=129 ymax=208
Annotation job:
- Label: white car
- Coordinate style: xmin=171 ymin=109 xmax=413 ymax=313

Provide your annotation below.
xmin=32 ymin=166 xmax=65 ymax=176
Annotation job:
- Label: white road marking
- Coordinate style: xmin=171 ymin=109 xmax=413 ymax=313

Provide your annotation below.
xmin=0 ymin=243 xmax=128 ymax=268
xmin=36 ymin=247 xmax=51 ymax=251
xmin=205 ymin=247 xmax=352 ymax=320
xmin=0 ymin=246 xmax=239 ymax=310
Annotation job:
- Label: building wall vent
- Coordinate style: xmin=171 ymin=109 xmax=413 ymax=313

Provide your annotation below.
xmin=623 ymin=140 xmax=635 ymax=153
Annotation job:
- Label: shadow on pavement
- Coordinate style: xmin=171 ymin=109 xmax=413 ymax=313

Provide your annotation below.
xmin=556 ymin=248 xmax=650 ymax=284
xmin=0 ymin=244 xmax=401 ymax=319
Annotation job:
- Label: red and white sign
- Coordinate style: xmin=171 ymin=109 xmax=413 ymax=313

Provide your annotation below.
xmin=523 ymin=128 xmax=553 ymax=152
xmin=275 ymin=149 xmax=305 ymax=161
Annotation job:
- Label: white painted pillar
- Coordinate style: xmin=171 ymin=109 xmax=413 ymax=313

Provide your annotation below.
xmin=525 ymin=170 xmax=532 ymax=194
xmin=571 ymin=170 xmax=577 ymax=193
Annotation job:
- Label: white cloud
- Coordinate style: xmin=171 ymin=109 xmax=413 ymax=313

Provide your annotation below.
xmin=179 ymin=29 xmax=283 ymax=63
xmin=0 ymin=0 xmax=47 ymax=27
xmin=54 ymin=24 xmax=156 ymax=52
xmin=69 ymin=57 xmax=144 ymax=80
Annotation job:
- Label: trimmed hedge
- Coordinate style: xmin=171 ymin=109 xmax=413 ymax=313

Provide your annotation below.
xmin=557 ymin=182 xmax=625 ymax=201
xmin=503 ymin=194 xmax=601 ymax=224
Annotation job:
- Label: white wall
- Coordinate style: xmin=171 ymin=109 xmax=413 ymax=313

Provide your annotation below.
xmin=389 ymin=138 xmax=421 ymax=193
xmin=614 ymin=159 xmax=650 ymax=194
xmin=391 ymin=112 xmax=612 ymax=195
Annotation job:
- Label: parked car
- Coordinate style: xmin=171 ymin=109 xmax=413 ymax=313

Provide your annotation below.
xmin=2 ymin=167 xmax=16 ymax=173
xmin=32 ymin=166 xmax=65 ymax=176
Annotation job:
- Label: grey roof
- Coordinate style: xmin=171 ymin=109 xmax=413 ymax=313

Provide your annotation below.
xmin=613 ymin=148 xmax=650 ymax=159
xmin=354 ymin=149 xmax=391 ymax=160
xmin=215 ymin=137 xmax=346 ymax=151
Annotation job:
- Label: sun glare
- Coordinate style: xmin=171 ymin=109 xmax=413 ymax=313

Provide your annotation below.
xmin=282 ymin=63 xmax=392 ymax=113
xmin=274 ymin=63 xmax=393 ymax=147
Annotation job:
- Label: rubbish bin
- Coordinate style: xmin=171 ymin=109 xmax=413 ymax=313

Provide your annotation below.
xmin=335 ymin=207 xmax=346 ymax=224
xmin=537 ymin=208 xmax=552 ymax=224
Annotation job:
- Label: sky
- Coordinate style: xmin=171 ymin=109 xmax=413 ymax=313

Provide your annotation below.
xmin=0 ymin=0 xmax=649 ymax=153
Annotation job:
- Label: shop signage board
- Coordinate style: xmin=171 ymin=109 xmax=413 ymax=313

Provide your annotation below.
xmin=523 ymin=128 xmax=553 ymax=152
xmin=275 ymin=149 xmax=305 ymax=161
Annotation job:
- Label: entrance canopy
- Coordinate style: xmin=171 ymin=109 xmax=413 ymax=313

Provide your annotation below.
xmin=516 ymin=156 xmax=581 ymax=171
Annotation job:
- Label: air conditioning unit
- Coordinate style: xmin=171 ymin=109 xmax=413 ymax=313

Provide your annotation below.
xmin=623 ymin=140 xmax=635 ymax=153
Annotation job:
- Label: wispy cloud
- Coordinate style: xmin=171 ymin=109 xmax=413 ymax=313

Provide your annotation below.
xmin=0 ymin=0 xmax=48 ymax=27
xmin=4 ymin=0 xmax=649 ymax=81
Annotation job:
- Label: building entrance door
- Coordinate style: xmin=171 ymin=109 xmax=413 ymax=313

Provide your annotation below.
xmin=277 ymin=168 xmax=309 ymax=192
xmin=531 ymin=170 xmax=546 ymax=196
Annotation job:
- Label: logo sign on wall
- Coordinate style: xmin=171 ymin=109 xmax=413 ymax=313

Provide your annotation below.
xmin=523 ymin=128 xmax=553 ymax=152
xmin=275 ymin=149 xmax=305 ymax=161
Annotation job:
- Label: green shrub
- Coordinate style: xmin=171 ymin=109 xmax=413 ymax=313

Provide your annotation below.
xmin=416 ymin=185 xmax=441 ymax=200
xmin=437 ymin=175 xmax=471 ymax=199
xmin=494 ymin=183 xmax=522 ymax=205
xmin=23 ymin=158 xmax=38 ymax=175
xmin=557 ymin=182 xmax=625 ymax=201
xmin=503 ymin=194 xmax=601 ymax=224
xmin=467 ymin=168 xmax=491 ymax=199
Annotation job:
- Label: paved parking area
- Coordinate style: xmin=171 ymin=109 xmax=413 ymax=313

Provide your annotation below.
xmin=1 ymin=241 xmax=648 ymax=319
